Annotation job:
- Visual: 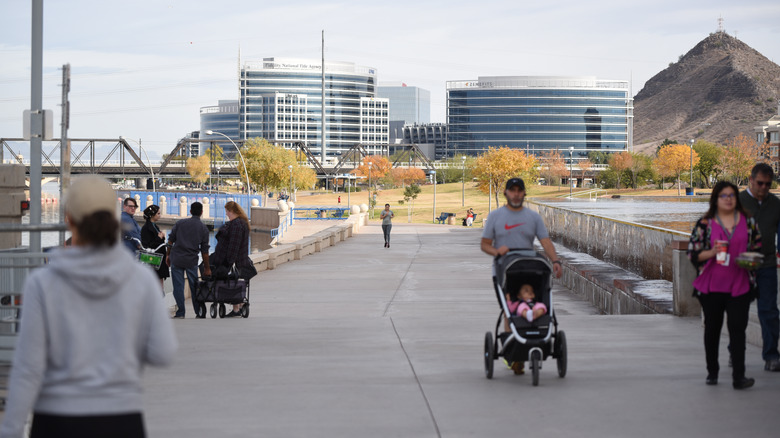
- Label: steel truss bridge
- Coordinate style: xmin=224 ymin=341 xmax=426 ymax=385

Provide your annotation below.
xmin=1 ymin=138 xmax=435 ymax=181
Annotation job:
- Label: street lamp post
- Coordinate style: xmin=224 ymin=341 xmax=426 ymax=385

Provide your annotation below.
xmin=120 ymin=136 xmax=155 ymax=192
xmin=461 ymin=155 xmax=466 ymax=207
xmin=288 ymin=165 xmax=293 ymax=202
xmin=216 ymin=166 xmax=221 ymax=192
xmin=431 ymin=171 xmax=436 ymax=223
xmin=569 ymin=147 xmax=574 ymax=199
xmin=368 ymin=164 xmax=372 ymax=218
xmin=205 ymin=130 xmax=252 ymax=203
xmin=690 ymin=139 xmax=695 ymax=194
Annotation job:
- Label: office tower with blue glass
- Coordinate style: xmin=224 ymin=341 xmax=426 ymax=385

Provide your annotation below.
xmin=446 ymin=76 xmax=633 ymax=159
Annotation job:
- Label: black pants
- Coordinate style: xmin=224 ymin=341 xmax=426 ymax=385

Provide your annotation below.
xmin=382 ymin=224 xmax=392 ymax=244
xmin=31 ymin=412 xmax=145 ymax=438
xmin=699 ymin=292 xmax=751 ymax=380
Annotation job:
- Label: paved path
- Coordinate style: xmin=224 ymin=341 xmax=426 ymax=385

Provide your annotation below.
xmin=144 ymin=223 xmax=780 ymax=438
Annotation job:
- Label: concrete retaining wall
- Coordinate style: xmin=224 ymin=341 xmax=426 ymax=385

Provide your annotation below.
xmin=528 ymin=201 xmax=686 ymax=282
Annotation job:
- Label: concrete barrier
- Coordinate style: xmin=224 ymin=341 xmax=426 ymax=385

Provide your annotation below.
xmin=265 ymin=244 xmax=296 ymax=270
xmin=294 ymin=237 xmax=318 ymax=260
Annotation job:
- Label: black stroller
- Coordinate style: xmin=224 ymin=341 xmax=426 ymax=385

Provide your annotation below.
xmin=484 ymin=250 xmax=567 ymax=386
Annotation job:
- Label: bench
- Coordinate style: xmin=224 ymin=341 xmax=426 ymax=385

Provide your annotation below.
xmin=436 ymin=212 xmax=454 ymax=224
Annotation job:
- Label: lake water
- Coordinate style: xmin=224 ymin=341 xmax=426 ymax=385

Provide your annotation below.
xmin=533 ymin=196 xmax=709 ymax=234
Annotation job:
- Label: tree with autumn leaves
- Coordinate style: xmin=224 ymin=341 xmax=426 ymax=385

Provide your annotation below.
xmin=238 ymin=137 xmax=317 ymax=199
xmin=716 ymin=133 xmax=769 ymax=185
xmin=470 ymin=147 xmax=537 ymax=205
xmin=655 ymin=144 xmax=699 ymax=196
xmin=351 ymin=156 xmax=392 ymax=209
xmin=186 ymin=155 xmax=210 ymax=187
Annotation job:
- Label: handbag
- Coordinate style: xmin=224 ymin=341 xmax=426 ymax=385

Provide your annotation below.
xmin=239 ymin=259 xmax=257 ymax=280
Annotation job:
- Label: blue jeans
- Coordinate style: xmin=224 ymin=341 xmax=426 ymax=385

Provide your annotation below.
xmin=171 ymin=264 xmax=199 ymax=317
xmin=756 ymin=267 xmax=780 ymax=361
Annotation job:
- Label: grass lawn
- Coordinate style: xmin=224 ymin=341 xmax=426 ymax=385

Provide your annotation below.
xmin=289 ymin=183 xmax=683 ymax=225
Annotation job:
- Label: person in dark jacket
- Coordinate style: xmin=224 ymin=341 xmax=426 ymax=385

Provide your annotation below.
xmin=211 ymin=201 xmax=251 ymax=317
xmin=739 ymin=163 xmax=780 ymax=372
xmin=141 ymin=205 xmax=169 ymax=293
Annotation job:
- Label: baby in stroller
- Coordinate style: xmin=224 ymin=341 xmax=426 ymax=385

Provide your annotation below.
xmin=484 ymin=251 xmax=567 ymax=385
xmin=507 ymin=283 xmax=548 ymax=323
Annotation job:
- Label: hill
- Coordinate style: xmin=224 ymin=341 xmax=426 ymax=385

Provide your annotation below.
xmin=633 ymin=31 xmax=780 ymax=153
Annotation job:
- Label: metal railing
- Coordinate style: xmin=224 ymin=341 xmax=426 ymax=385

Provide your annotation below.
xmin=0 ymin=223 xmax=66 ymax=410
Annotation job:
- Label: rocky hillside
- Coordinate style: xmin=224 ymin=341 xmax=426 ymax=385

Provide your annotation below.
xmin=633 ymin=32 xmax=780 ymax=153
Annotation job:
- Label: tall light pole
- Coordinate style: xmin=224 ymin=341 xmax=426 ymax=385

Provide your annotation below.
xmin=205 ymin=130 xmax=252 ymax=201
xmin=569 ymin=146 xmax=574 ymax=199
xmin=368 ymin=164 xmax=372 ymax=218
xmin=120 ymin=136 xmax=155 ymax=192
xmin=288 ymin=164 xmax=293 ymax=202
xmin=461 ymin=155 xmax=466 ymax=207
xmin=431 ymin=170 xmax=436 ymax=223
xmin=690 ymin=139 xmax=695 ymax=194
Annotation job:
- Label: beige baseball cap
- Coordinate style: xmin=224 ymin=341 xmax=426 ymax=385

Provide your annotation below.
xmin=65 ymin=175 xmax=119 ymax=222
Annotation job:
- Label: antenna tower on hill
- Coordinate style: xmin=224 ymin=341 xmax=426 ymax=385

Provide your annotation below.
xmin=717 ymin=16 xmax=724 ymax=33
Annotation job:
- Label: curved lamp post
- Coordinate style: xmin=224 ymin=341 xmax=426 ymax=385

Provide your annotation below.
xmin=288 ymin=164 xmax=293 ymax=202
xmin=431 ymin=170 xmax=436 ymax=223
xmin=120 ymin=136 xmax=155 ymax=192
xmin=205 ymin=130 xmax=251 ymax=198
xmin=569 ymin=147 xmax=574 ymax=199
xmin=689 ymin=139 xmax=695 ymax=194
xmin=461 ymin=155 xmax=466 ymax=207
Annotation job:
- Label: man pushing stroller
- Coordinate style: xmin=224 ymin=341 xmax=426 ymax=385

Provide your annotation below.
xmin=481 ymin=177 xmax=563 ymax=374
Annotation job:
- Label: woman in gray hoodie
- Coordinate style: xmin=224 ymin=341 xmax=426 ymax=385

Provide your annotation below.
xmin=0 ymin=176 xmax=178 ymax=438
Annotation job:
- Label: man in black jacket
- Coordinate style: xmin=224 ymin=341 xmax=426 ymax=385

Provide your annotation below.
xmin=739 ymin=163 xmax=780 ymax=371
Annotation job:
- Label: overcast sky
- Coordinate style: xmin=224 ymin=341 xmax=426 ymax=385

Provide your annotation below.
xmin=1 ymin=0 xmax=778 ymax=158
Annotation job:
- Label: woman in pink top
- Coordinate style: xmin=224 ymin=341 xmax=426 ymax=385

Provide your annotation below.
xmin=688 ymin=180 xmax=761 ymax=390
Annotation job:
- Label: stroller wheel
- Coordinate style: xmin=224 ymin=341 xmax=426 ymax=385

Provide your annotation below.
xmin=209 ymin=303 xmax=217 ymax=319
xmin=484 ymin=332 xmax=494 ymax=379
xmin=241 ymin=303 xmax=250 ymax=318
xmin=531 ymin=350 xmax=541 ymax=386
xmin=197 ymin=303 xmax=206 ymax=318
xmin=555 ymin=330 xmax=567 ymax=378
xmin=218 ymin=303 xmax=226 ymax=318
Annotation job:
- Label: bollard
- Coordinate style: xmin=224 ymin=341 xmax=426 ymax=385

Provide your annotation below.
xmin=671 ymin=240 xmax=701 ymax=316
xmin=159 ymin=196 xmax=167 ymax=216
xmin=202 ymin=197 xmax=210 ymax=219
xmin=146 ymin=195 xmax=153 ymax=210
xmin=179 ymin=196 xmax=188 ymax=217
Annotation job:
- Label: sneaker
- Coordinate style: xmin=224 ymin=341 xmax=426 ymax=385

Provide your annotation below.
xmin=225 ymin=310 xmax=240 ymax=318
xmin=511 ymin=361 xmax=525 ymax=375
xmin=733 ymin=377 xmax=755 ymax=390
xmin=195 ymin=315 xmax=205 ymax=319
xmin=172 ymin=314 xmax=184 ymax=319
xmin=765 ymin=359 xmax=780 ymax=371
xmin=705 ymin=375 xmax=718 ymax=385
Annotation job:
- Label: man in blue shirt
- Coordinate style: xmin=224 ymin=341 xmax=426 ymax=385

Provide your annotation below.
xmin=121 ymin=197 xmax=141 ymax=253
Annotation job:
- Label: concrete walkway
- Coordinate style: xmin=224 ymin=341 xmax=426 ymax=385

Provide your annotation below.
xmin=143 ymin=223 xmax=780 ymax=438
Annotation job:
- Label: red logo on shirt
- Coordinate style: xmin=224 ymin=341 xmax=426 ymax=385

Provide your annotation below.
xmin=504 ymin=223 xmax=524 ymax=230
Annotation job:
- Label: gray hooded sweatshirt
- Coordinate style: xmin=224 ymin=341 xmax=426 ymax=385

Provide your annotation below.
xmin=0 ymin=244 xmax=177 ymax=437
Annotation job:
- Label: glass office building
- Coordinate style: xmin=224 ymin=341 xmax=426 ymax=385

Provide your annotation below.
xmin=377 ymin=84 xmax=430 ymax=124
xmin=240 ymin=58 xmax=388 ymax=157
xmin=446 ymin=76 xmax=633 ymax=158
xmin=199 ymin=100 xmax=239 ymax=156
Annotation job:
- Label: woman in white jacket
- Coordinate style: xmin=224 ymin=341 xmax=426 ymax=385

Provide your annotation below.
xmin=0 ymin=176 xmax=177 ymax=438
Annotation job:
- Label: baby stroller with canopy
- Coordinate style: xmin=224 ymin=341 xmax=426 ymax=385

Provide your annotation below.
xmin=484 ymin=250 xmax=567 ymax=386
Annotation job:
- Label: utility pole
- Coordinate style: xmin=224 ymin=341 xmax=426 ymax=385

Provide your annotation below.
xmin=29 ymin=0 xmax=44 ymax=253
xmin=59 ymin=64 xmax=71 ymax=245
